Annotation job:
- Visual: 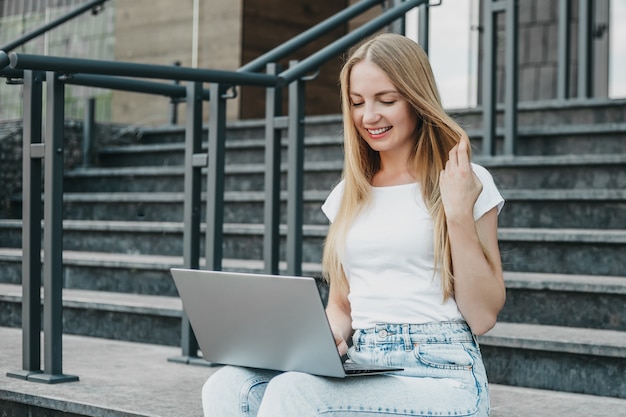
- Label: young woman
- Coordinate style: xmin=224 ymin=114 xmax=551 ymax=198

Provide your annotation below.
xmin=202 ymin=32 xmax=505 ymax=417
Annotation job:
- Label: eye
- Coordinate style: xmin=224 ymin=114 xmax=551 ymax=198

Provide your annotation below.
xmin=351 ymin=101 xmax=364 ymax=107
xmin=381 ymin=100 xmax=396 ymax=105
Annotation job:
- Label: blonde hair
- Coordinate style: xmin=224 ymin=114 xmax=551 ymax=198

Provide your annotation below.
xmin=322 ymin=33 xmax=467 ymax=300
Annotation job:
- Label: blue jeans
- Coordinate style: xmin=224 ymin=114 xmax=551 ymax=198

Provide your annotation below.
xmin=202 ymin=321 xmax=490 ymax=416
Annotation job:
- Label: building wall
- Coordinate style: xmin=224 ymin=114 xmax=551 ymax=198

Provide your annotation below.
xmin=238 ymin=0 xmax=348 ymax=119
xmin=486 ymin=0 xmax=609 ymax=103
xmin=112 ymin=0 xmax=243 ymax=124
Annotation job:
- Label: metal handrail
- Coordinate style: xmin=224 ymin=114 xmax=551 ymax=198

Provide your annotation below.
xmin=279 ymin=0 xmax=428 ymax=83
xmin=238 ymin=0 xmax=385 ymax=73
xmin=8 ymin=53 xmax=279 ymax=87
xmin=0 ymin=0 xmax=109 ymax=56
xmin=0 ymin=51 xmax=9 ymax=69
xmin=2 ymin=0 xmax=437 ymax=379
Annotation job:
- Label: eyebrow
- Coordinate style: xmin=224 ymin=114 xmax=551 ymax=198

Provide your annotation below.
xmin=349 ymin=90 xmax=399 ymax=97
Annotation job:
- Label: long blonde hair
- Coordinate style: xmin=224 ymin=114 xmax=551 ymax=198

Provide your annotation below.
xmin=322 ymin=33 xmax=466 ymax=300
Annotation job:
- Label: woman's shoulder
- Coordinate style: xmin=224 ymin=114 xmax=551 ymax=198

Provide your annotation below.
xmin=470 ymin=162 xmax=504 ymax=218
xmin=321 ymin=180 xmax=346 ymax=222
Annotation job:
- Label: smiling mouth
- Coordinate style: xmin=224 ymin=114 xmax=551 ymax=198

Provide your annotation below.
xmin=367 ymin=126 xmax=392 ymax=135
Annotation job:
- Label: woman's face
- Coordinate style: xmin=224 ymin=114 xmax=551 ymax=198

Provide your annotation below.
xmin=348 ymin=60 xmax=418 ymax=159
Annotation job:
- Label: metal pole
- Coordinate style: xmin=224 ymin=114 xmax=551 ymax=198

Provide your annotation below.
xmin=6 ymin=70 xmax=44 ymax=381
xmin=557 ymin=0 xmax=571 ymax=100
xmin=577 ymin=0 xmax=592 ymax=98
xmin=418 ymin=2 xmax=430 ymax=54
xmin=481 ymin=0 xmax=497 ymax=156
xmin=263 ymin=63 xmax=282 ymax=275
xmin=169 ymin=61 xmax=182 ymax=125
xmin=29 ymin=72 xmax=78 ymax=384
xmin=0 ymin=0 xmax=109 ymax=52
xmin=82 ymin=97 xmax=95 ymax=168
xmin=389 ymin=0 xmax=406 ymax=35
xmin=205 ymin=83 xmax=226 ymax=271
xmin=286 ymin=61 xmax=305 ymax=276
xmin=168 ymin=82 xmax=206 ymax=365
xmin=503 ymin=0 xmax=518 ymax=155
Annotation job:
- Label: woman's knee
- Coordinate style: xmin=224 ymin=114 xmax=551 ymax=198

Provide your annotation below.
xmin=202 ymin=366 xmax=277 ymax=417
xmin=258 ymin=372 xmax=325 ymax=416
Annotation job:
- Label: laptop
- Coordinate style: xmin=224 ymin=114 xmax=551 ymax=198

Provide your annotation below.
xmin=170 ymin=268 xmax=403 ymax=378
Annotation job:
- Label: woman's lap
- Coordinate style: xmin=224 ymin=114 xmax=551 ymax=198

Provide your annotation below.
xmin=202 ymin=322 xmax=490 ymax=417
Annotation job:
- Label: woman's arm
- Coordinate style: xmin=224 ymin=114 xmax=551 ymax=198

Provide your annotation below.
xmin=439 ymin=136 xmax=506 ymax=335
xmin=325 ymin=278 xmax=353 ymax=356
xmin=447 ymin=207 xmax=505 ymax=335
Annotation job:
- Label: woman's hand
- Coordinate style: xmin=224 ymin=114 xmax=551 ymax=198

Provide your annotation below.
xmin=439 ymin=135 xmax=482 ymax=222
xmin=332 ymin=327 xmax=349 ymax=356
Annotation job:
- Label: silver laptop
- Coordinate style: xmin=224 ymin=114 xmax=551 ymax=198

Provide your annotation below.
xmin=170 ymin=268 xmax=402 ymax=378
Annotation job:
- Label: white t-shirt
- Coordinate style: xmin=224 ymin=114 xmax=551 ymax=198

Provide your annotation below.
xmin=321 ymin=163 xmax=504 ymax=330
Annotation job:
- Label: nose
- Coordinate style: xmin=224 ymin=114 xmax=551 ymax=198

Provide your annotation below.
xmin=362 ymin=103 xmax=380 ymax=124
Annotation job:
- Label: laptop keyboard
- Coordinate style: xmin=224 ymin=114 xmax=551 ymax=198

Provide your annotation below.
xmin=343 ymin=362 xmax=401 ymax=375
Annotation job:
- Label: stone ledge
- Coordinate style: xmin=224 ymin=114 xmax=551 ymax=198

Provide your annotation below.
xmin=480 ymin=322 xmax=626 ymax=358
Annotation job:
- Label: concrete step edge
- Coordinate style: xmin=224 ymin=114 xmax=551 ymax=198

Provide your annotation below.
xmin=1 ymin=282 xmax=624 ymax=359
xmin=503 ymin=271 xmax=626 ymax=294
xmin=479 ymin=322 xmax=626 ymax=358
xmin=0 ymin=248 xmax=324 ymax=275
xmin=466 ymin=122 xmax=626 ymax=138
xmin=65 ymin=160 xmax=345 ymax=177
xmin=2 ymin=248 xmax=623 ymax=292
xmin=3 ymin=220 xmax=626 ymax=243
xmin=100 ymin=134 xmax=343 ymax=154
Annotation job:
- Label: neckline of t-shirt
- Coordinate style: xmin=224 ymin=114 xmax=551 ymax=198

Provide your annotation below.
xmin=371 ymin=182 xmax=418 ymax=190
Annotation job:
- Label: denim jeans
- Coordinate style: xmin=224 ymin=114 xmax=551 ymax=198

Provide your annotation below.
xmin=202 ymin=321 xmax=490 ymax=416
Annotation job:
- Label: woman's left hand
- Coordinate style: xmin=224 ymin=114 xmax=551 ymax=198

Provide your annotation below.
xmin=439 ymin=135 xmax=483 ymax=222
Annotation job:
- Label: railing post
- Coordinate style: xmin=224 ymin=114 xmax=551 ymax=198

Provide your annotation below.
xmin=205 ymin=82 xmax=227 ymax=272
xmin=82 ymin=97 xmax=95 ymax=168
xmin=481 ymin=0 xmax=497 ymax=156
xmin=169 ymin=61 xmax=182 ymax=125
xmin=286 ymin=61 xmax=305 ymax=277
xmin=481 ymin=0 xmax=518 ymax=156
xmin=169 ymin=81 xmax=208 ymax=365
xmin=557 ymin=0 xmax=571 ymax=100
xmin=418 ymin=1 xmax=430 ymax=55
xmin=29 ymin=72 xmax=78 ymax=384
xmin=503 ymin=0 xmax=518 ymax=156
xmin=6 ymin=70 xmax=44 ymax=381
xmin=264 ymin=63 xmax=283 ymax=275
xmin=577 ymin=0 xmax=592 ymax=98
xmin=389 ymin=0 xmax=406 ymax=35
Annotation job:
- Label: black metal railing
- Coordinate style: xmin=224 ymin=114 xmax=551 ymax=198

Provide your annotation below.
xmin=0 ymin=0 xmax=109 ymax=57
xmin=1 ymin=0 xmax=431 ymax=381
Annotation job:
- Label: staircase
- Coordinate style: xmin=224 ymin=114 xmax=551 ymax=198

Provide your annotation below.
xmin=0 ymin=98 xmax=625 ymax=401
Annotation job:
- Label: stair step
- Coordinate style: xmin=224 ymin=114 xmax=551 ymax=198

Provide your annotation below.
xmin=10 ymin=188 xmax=624 ymax=229
xmin=61 ymin=154 xmax=626 ymax=195
xmin=499 ymin=189 xmax=626 ymax=228
xmin=97 ymin=134 xmax=344 ymax=167
xmin=0 ymin=248 xmax=324 ymax=295
xmin=502 ymin=272 xmax=626 ymax=330
xmin=479 ymin=322 xmax=626 ymax=398
xmin=2 ymin=221 xmax=625 ymax=275
xmin=480 ymin=322 xmax=626 ymax=358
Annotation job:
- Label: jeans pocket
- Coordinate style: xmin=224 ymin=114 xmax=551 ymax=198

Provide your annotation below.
xmin=414 ymin=343 xmax=475 ymax=371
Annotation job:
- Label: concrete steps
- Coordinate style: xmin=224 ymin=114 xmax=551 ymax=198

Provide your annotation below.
xmin=1 ymin=99 xmax=626 ymax=400
xmin=1 ymin=277 xmax=624 ymax=398
xmin=2 ymin=325 xmax=626 ymax=417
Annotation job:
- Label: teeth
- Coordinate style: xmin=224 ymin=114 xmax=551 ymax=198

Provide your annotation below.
xmin=369 ymin=127 xmax=391 ymax=135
